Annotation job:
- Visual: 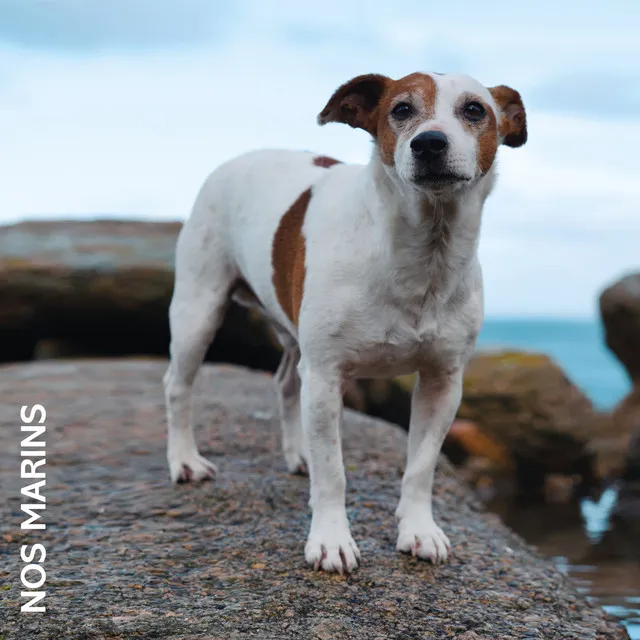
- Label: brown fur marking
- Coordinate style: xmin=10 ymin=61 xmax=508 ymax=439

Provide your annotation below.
xmin=489 ymin=85 xmax=527 ymax=148
xmin=317 ymin=74 xmax=390 ymax=135
xmin=313 ymin=155 xmax=342 ymax=168
xmin=317 ymin=72 xmax=438 ymax=168
xmin=272 ymin=188 xmax=312 ymax=326
xmin=457 ymin=96 xmax=499 ymax=175
xmin=476 ymin=106 xmax=499 ymax=175
xmin=376 ymin=73 xmax=437 ymax=166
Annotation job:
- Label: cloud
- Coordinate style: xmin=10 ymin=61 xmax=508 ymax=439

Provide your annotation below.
xmin=529 ymin=73 xmax=640 ymax=120
xmin=1 ymin=1 xmax=639 ymax=317
xmin=0 ymin=0 xmax=239 ymax=51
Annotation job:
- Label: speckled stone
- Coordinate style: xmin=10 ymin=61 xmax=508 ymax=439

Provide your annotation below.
xmin=0 ymin=361 xmax=630 ymax=639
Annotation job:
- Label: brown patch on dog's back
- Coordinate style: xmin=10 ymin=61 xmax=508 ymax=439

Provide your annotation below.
xmin=313 ymin=155 xmax=342 ymax=168
xmin=376 ymin=73 xmax=438 ymax=166
xmin=272 ymin=189 xmax=312 ymax=326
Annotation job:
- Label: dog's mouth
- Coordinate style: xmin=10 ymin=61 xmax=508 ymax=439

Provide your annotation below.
xmin=414 ymin=172 xmax=471 ymax=186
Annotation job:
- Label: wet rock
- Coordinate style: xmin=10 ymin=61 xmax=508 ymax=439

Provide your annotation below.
xmin=598 ymin=272 xmax=640 ymax=495
xmin=610 ymin=387 xmax=640 ymax=523
xmin=600 ymin=272 xmax=640 ymax=383
xmin=444 ymin=419 xmax=516 ymax=500
xmin=0 ymin=360 xmax=629 ymax=639
xmin=543 ymin=473 xmax=581 ymax=504
xmin=586 ymin=412 xmax=632 ymax=481
xmin=355 ymin=376 xmax=414 ymax=428
xmin=611 ymin=388 xmax=640 ymax=483
xmin=458 ymin=350 xmax=597 ymax=493
xmin=623 ymin=431 xmax=640 ymax=483
xmin=446 ymin=419 xmax=514 ymax=470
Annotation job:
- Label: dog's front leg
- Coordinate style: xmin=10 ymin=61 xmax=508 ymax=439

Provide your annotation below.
xmin=395 ymin=369 xmax=463 ymax=563
xmin=300 ymin=364 xmax=360 ymax=573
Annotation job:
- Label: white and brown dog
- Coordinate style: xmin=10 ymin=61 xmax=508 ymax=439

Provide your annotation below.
xmin=163 ymin=71 xmax=527 ymax=573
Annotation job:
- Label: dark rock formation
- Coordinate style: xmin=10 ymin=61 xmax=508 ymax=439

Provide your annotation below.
xmin=600 ymin=272 xmax=640 ymax=384
xmin=611 ymin=388 xmax=640 ymax=483
xmin=599 ymin=273 xmax=640 ymax=496
xmin=0 ymin=220 xmax=281 ymax=370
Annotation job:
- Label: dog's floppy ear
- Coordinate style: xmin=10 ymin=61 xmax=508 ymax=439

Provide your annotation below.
xmin=489 ymin=85 xmax=527 ymax=148
xmin=317 ymin=74 xmax=391 ymax=136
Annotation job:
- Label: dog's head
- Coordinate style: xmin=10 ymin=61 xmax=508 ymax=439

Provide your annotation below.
xmin=318 ymin=72 xmax=527 ymax=196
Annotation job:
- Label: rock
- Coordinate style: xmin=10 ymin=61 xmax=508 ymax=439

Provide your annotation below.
xmin=0 ymin=220 xmax=281 ymax=369
xmin=623 ymin=431 xmax=640 ymax=483
xmin=458 ymin=350 xmax=597 ymax=492
xmin=0 ymin=361 xmax=629 ymax=639
xmin=600 ymin=272 xmax=640 ymax=383
xmin=611 ymin=386 xmax=640 ymax=496
xmin=586 ymin=412 xmax=631 ymax=481
xmin=611 ymin=387 xmax=640 ymax=483
xmin=588 ymin=387 xmax=640 ymax=491
xmin=444 ymin=420 xmax=515 ymax=500
xmin=354 ymin=375 xmax=414 ymax=427
xmin=446 ymin=419 xmax=514 ymax=470
xmin=543 ymin=473 xmax=581 ymax=504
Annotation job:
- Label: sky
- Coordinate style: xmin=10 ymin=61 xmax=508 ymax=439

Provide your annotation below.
xmin=1 ymin=0 xmax=639 ymax=318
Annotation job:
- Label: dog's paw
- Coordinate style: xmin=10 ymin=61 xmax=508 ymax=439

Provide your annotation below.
xmin=168 ymin=451 xmax=217 ymax=484
xmin=396 ymin=516 xmax=451 ymax=563
xmin=305 ymin=515 xmax=360 ymax=574
xmin=284 ymin=449 xmax=308 ymax=476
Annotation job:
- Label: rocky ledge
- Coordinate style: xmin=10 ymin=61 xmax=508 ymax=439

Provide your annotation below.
xmin=0 ymin=361 xmax=629 ymax=639
xmin=0 ymin=220 xmax=280 ymax=369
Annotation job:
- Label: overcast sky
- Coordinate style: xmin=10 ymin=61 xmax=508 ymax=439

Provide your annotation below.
xmin=1 ymin=1 xmax=638 ymax=317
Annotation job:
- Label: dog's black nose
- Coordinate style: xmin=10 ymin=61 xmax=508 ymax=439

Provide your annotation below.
xmin=410 ymin=131 xmax=449 ymax=157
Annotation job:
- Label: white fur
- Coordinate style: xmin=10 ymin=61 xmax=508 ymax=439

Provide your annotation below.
xmin=163 ymin=72 xmax=518 ymax=573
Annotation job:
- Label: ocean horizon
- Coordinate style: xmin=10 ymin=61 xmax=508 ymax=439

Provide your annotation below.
xmin=478 ymin=317 xmax=630 ymax=410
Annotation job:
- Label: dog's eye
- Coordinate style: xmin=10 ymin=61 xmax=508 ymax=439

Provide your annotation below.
xmin=463 ymin=101 xmax=486 ymax=122
xmin=391 ymin=102 xmax=413 ymax=120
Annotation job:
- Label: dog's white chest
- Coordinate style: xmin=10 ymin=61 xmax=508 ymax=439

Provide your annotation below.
xmin=339 ymin=299 xmax=474 ymax=380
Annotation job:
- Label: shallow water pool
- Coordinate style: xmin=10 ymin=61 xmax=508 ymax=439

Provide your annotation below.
xmin=487 ymin=487 xmax=640 ymax=638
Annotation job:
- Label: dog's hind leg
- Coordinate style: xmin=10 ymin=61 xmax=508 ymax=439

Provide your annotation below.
xmin=163 ymin=285 xmax=229 ymax=483
xmin=163 ymin=220 xmax=235 ymax=483
xmin=273 ymin=341 xmax=307 ymax=475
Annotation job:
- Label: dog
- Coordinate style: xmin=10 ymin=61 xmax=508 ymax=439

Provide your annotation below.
xmin=163 ymin=71 xmax=527 ymax=574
